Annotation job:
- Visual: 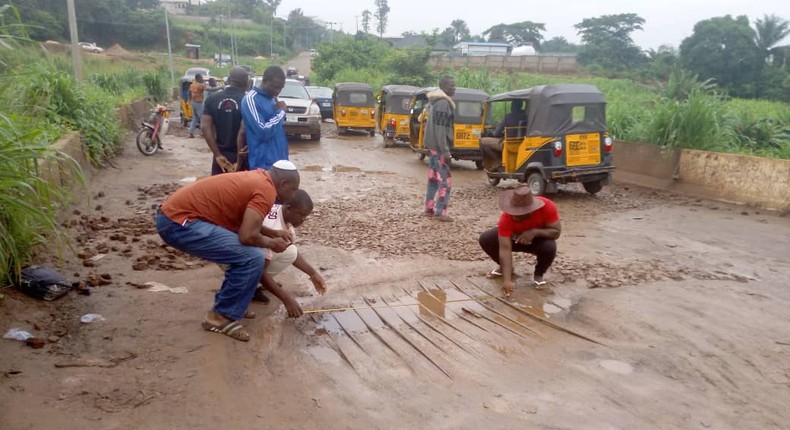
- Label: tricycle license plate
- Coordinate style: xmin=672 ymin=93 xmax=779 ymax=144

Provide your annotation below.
xmin=566 ymin=133 xmax=601 ymax=166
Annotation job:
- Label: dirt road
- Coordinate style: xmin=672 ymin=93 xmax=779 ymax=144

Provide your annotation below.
xmin=1 ymin=118 xmax=789 ymax=430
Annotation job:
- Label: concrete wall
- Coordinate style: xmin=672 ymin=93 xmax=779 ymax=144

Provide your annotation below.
xmin=613 ymin=141 xmax=790 ymax=211
xmin=429 ymin=55 xmax=578 ymax=74
xmin=677 ymin=150 xmax=790 ymax=211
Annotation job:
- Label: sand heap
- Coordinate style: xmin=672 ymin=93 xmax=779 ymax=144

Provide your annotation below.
xmin=105 ymin=43 xmax=131 ymax=56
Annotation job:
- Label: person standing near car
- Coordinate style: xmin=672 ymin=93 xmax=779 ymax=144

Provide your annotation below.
xmin=188 ymin=73 xmax=207 ymax=138
xmin=238 ymin=66 xmax=288 ymax=170
xmin=423 ymin=76 xmax=456 ymax=222
xmin=202 ymin=67 xmax=249 ymax=175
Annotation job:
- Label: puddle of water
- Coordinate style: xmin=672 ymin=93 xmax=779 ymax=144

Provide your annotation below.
xmin=362 ymin=170 xmax=395 ymax=175
xmin=599 ymin=359 xmax=633 ymax=375
xmin=305 ymin=345 xmax=342 ymax=365
xmin=335 ymin=309 xmax=377 ymax=332
xmin=332 ymin=165 xmax=361 ymax=173
xmin=543 ymin=303 xmax=563 ymax=314
xmin=355 ymin=307 xmax=387 ymax=330
xmin=312 ymin=314 xmax=343 ymax=336
xmin=551 ymin=297 xmax=572 ymax=309
xmin=418 ymin=288 xmax=447 ymax=318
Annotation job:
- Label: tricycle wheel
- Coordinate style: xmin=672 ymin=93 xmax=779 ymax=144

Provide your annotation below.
xmin=136 ymin=128 xmax=158 ymax=156
xmin=526 ymin=172 xmax=547 ymax=196
xmin=582 ymin=180 xmax=603 ymax=194
xmin=487 ymin=174 xmax=501 ymax=186
xmin=475 ymin=160 xmax=484 ymax=170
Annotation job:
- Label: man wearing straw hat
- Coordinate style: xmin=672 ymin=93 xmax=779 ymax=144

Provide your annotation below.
xmin=478 ymin=185 xmax=562 ymax=296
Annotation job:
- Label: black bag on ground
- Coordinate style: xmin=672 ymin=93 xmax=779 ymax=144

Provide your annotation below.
xmin=16 ymin=265 xmax=73 ymax=301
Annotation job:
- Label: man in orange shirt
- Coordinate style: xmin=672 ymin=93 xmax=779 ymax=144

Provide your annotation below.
xmin=478 ymin=185 xmax=562 ymax=297
xmin=156 ymin=161 xmax=300 ymax=341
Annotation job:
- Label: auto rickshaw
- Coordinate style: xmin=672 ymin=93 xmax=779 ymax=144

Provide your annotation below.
xmin=333 ymin=82 xmax=376 ymax=136
xmin=482 ymin=84 xmax=614 ymax=195
xmin=376 ymin=85 xmax=418 ymax=147
xmin=179 ymin=78 xmax=193 ymax=127
xmin=408 ymin=87 xmax=489 ymax=169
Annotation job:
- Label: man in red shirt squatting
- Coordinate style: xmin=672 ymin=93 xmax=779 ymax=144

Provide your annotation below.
xmin=156 ymin=161 xmax=300 ymax=342
xmin=478 ymin=185 xmax=562 ymax=297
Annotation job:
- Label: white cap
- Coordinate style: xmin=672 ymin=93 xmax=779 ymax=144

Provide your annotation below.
xmin=272 ymin=160 xmax=297 ymax=171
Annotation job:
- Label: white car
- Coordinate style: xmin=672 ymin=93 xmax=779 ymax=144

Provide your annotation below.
xmin=278 ymin=79 xmax=322 ymax=141
xmin=78 ymin=42 xmax=104 ymax=53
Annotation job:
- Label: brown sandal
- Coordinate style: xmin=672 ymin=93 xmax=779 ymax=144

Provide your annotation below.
xmin=201 ymin=320 xmax=250 ymax=342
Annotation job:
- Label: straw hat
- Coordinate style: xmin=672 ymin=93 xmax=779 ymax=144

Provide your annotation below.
xmin=498 ymin=185 xmax=545 ymax=216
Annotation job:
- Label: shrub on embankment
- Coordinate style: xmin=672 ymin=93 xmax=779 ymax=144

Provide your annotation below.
xmin=0 ymin=43 xmax=168 ymax=284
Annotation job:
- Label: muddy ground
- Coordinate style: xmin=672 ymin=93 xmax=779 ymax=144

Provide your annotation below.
xmin=2 ymin=105 xmax=790 ymax=429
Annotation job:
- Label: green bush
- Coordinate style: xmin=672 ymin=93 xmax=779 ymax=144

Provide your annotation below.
xmin=0 ymin=113 xmax=71 ymax=284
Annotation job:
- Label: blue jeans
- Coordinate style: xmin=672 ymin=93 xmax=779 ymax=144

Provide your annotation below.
xmin=156 ymin=213 xmax=264 ymax=321
xmin=189 ymin=101 xmax=204 ymax=134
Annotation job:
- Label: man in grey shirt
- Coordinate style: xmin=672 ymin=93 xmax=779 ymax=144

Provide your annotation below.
xmin=423 ymin=76 xmax=456 ymax=222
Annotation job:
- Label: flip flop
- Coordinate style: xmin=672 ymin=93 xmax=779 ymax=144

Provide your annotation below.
xmin=486 ymin=268 xmax=503 ymax=278
xmin=243 ymin=310 xmax=256 ymax=319
xmin=534 ymin=280 xmax=549 ymax=290
xmin=201 ymin=320 xmax=250 ymax=342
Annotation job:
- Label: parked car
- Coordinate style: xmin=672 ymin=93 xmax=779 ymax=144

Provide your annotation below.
xmin=78 ymin=42 xmax=104 ymax=53
xmin=279 ymin=79 xmax=322 ymax=141
xmin=305 ymin=86 xmax=334 ymax=120
xmin=182 ymin=67 xmax=211 ymax=84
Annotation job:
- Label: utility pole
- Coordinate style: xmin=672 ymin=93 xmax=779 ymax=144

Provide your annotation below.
xmin=270 ymin=15 xmax=274 ymax=58
xmin=164 ymin=9 xmax=175 ymax=85
xmin=66 ymin=0 xmax=82 ymax=82
xmin=327 ymin=22 xmax=337 ymax=42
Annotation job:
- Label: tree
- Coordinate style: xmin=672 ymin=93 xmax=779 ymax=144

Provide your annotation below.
xmin=680 ymin=15 xmax=763 ymax=98
xmin=754 ymin=14 xmax=790 ymax=67
xmin=483 ymin=21 xmax=545 ymax=48
xmin=449 ymin=19 xmax=470 ymax=43
xmin=574 ymin=13 xmax=647 ymax=69
xmin=373 ymin=0 xmax=390 ymax=37
xmin=361 ymin=9 xmax=372 ymax=34
xmin=484 ymin=24 xmax=506 ymax=43
xmin=541 ymin=36 xmax=579 ymax=54
xmin=264 ymin=0 xmax=281 ymax=16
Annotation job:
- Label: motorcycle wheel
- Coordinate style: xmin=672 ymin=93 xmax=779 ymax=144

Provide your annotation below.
xmin=136 ymin=128 xmax=158 ymax=156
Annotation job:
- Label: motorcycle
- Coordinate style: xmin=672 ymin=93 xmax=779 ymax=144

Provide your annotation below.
xmin=136 ymin=104 xmax=171 ymax=155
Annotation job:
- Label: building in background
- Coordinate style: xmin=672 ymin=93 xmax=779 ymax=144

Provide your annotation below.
xmin=453 ymin=42 xmax=512 ymax=56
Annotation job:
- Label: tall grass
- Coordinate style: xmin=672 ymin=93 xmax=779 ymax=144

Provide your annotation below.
xmin=447 ymin=67 xmax=790 ymax=159
xmin=0 ymin=113 xmax=71 ymax=283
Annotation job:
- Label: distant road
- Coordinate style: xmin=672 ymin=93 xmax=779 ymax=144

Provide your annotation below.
xmin=283 ymin=51 xmax=312 ymax=78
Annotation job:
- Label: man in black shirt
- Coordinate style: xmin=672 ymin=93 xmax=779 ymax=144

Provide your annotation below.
xmin=481 ymin=100 xmax=529 ymax=171
xmin=202 ymin=67 xmax=250 ymax=175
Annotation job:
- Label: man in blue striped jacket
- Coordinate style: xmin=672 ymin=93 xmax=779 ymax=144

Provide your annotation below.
xmin=238 ymin=66 xmax=288 ymax=170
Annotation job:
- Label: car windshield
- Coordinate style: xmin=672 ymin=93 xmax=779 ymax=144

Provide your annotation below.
xmin=306 ymin=87 xmax=332 ymax=98
xmin=279 ymin=81 xmax=310 ymax=99
xmin=185 ymin=68 xmax=210 ymax=80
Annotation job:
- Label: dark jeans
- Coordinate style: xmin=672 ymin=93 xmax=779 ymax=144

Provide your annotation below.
xmin=478 ymin=227 xmax=557 ymax=277
xmin=156 ymin=213 xmax=264 ymax=321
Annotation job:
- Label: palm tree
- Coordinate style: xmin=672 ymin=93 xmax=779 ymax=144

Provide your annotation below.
xmin=449 ymin=19 xmax=470 ymax=43
xmin=754 ymin=14 xmax=790 ymax=61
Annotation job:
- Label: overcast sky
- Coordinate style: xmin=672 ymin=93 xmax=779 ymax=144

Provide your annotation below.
xmin=282 ymin=0 xmax=790 ymax=50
